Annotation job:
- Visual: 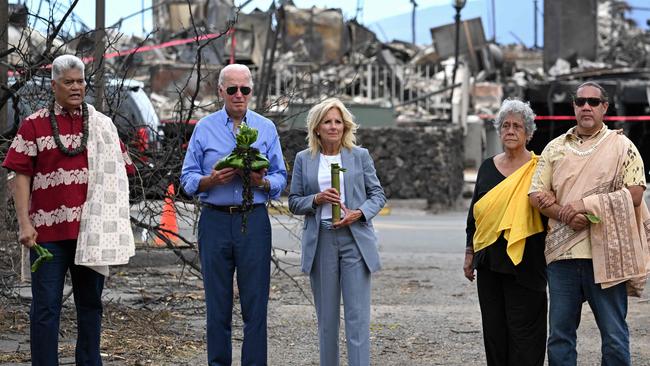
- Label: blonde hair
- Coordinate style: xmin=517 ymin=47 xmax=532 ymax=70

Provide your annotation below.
xmin=306 ymin=98 xmax=358 ymax=155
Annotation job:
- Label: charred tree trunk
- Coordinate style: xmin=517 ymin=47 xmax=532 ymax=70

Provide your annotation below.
xmin=1 ymin=0 xmax=9 ymax=241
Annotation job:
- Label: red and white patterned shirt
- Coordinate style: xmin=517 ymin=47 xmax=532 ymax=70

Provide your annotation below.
xmin=2 ymin=103 xmax=135 ymax=243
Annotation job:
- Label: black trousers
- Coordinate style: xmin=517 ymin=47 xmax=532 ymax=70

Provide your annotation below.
xmin=477 ymin=268 xmax=547 ymax=366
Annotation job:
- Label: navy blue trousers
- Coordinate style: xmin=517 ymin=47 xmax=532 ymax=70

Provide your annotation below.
xmin=198 ymin=205 xmax=271 ymax=366
xmin=29 ymin=240 xmax=105 ymax=366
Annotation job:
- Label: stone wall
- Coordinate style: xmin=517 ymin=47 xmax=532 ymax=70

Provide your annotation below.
xmin=279 ymin=124 xmax=464 ymax=209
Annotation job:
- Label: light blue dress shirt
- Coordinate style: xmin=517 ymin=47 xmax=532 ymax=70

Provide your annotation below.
xmin=180 ymin=107 xmax=287 ymax=205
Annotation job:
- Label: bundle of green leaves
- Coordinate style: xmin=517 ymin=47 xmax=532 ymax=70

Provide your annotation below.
xmin=31 ymin=244 xmax=54 ymax=272
xmin=213 ymin=123 xmax=271 ymax=233
xmin=214 ymin=123 xmax=269 ymax=171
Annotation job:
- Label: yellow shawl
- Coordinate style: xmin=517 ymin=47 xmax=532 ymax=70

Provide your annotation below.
xmin=473 ymin=154 xmax=544 ymax=265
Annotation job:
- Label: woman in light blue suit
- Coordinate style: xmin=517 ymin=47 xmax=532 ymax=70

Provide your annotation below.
xmin=289 ymin=98 xmax=386 ymax=366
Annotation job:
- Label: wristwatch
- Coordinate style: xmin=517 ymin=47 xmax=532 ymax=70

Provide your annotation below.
xmin=257 ymin=178 xmax=270 ymax=192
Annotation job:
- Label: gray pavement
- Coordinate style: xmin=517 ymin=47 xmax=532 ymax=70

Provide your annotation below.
xmin=3 ymin=198 xmax=650 ymax=365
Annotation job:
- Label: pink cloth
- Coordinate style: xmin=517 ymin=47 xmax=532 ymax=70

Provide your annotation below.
xmin=583 ymin=189 xmax=650 ymax=297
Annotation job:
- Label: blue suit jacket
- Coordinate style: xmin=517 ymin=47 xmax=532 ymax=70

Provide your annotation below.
xmin=289 ymin=146 xmax=386 ymax=274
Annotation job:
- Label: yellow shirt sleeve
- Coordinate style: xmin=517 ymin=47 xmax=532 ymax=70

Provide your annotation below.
xmin=622 ymin=142 xmax=646 ymax=187
xmin=529 ymin=138 xmax=563 ymax=194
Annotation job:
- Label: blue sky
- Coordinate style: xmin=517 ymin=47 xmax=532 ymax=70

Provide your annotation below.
xmin=11 ymin=0 xmax=650 ymax=47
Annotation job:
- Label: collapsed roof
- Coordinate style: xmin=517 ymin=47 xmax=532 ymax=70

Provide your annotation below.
xmin=4 ymin=0 xmax=650 ymax=123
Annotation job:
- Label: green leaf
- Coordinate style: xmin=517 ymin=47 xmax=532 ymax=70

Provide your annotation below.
xmin=30 ymin=245 xmax=54 ymax=272
xmin=585 ymin=213 xmax=601 ymax=224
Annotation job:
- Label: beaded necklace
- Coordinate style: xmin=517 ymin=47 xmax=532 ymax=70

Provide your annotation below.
xmin=48 ymin=101 xmax=89 ymax=157
xmin=563 ymin=129 xmax=611 ymax=157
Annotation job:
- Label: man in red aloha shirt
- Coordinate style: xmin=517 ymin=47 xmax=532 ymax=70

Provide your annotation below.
xmin=3 ymin=54 xmax=136 ymax=366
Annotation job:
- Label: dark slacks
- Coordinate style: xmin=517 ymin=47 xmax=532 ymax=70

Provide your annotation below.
xmin=30 ymin=240 xmax=105 ymax=366
xmin=477 ymin=268 xmax=547 ymax=366
xmin=198 ymin=205 xmax=271 ymax=366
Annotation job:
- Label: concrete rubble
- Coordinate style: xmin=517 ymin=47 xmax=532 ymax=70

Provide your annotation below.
xmin=6 ymin=0 xmax=647 ymax=123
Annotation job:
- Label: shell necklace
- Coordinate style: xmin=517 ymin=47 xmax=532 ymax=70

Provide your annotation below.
xmin=564 ymin=129 xmax=610 ymax=157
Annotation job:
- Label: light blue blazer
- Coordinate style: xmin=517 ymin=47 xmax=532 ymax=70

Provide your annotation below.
xmin=288 ymin=146 xmax=386 ymax=274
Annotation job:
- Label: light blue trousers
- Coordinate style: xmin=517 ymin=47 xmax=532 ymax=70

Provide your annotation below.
xmin=310 ymin=221 xmax=372 ymax=366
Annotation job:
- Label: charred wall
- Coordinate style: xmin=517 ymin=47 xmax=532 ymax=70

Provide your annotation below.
xmin=280 ymin=125 xmax=464 ymax=209
xmin=544 ymin=0 xmax=598 ymax=70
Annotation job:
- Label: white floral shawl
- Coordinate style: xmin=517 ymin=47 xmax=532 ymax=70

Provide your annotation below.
xmin=74 ymin=104 xmax=135 ymax=276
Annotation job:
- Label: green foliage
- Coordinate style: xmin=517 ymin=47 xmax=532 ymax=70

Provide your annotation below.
xmin=31 ymin=244 xmax=54 ymax=272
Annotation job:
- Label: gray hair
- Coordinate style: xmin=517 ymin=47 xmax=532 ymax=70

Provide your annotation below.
xmin=51 ymin=54 xmax=85 ymax=80
xmin=494 ymin=98 xmax=537 ymax=140
xmin=218 ymin=64 xmax=254 ymax=87
xmin=576 ymin=81 xmax=609 ymax=103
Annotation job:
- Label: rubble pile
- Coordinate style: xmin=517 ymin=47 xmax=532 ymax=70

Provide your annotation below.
xmin=598 ymin=0 xmax=650 ymax=68
xmin=5 ymin=0 xmax=650 ymax=120
xmin=280 ymin=125 xmax=464 ymax=208
xmin=547 ymin=0 xmax=650 ymax=78
xmin=126 ymin=1 xmax=464 ymax=122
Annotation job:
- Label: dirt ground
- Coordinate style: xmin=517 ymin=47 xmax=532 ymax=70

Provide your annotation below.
xmin=1 ymin=245 xmax=649 ymax=366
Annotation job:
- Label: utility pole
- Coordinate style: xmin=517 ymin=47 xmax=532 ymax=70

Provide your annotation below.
xmin=94 ymin=0 xmax=105 ymax=111
xmin=450 ymin=0 xmax=466 ymax=116
xmin=355 ymin=0 xmax=363 ymax=22
xmin=410 ymin=0 xmax=417 ymax=44
xmin=491 ymin=0 xmax=496 ymax=42
xmin=0 ymin=0 xmax=8 ymax=236
xmin=0 ymin=0 xmax=7 ymax=129
xmin=142 ymin=0 xmax=146 ymax=35
xmin=533 ymin=0 xmax=538 ymax=48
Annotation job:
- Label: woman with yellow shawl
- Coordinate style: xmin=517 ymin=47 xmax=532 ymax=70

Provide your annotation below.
xmin=464 ymin=99 xmax=552 ymax=366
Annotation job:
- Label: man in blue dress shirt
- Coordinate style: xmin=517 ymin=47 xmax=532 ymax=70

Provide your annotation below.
xmin=180 ymin=64 xmax=287 ymax=366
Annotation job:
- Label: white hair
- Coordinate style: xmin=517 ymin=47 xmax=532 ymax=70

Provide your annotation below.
xmin=218 ymin=64 xmax=254 ymax=87
xmin=494 ymin=98 xmax=537 ymax=140
xmin=51 ymin=54 xmax=85 ymax=80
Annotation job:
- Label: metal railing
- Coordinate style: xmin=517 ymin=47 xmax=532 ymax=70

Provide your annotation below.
xmin=257 ymin=61 xmax=452 ymax=114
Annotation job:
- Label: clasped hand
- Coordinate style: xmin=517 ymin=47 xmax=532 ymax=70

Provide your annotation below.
xmin=210 ymin=167 xmax=267 ymax=186
xmin=558 ymin=200 xmax=589 ymax=231
xmin=535 ymin=191 xmax=556 ymax=209
xmin=334 ymin=204 xmax=363 ymax=228
xmin=533 ymin=191 xmax=588 ymax=231
xmin=314 ymin=188 xmax=340 ymax=205
xmin=314 ymin=188 xmax=362 ymax=228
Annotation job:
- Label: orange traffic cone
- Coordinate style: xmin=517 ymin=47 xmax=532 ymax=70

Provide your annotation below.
xmin=155 ymin=183 xmax=179 ymax=247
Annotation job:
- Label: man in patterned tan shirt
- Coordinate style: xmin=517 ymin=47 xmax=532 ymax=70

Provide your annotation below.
xmin=529 ymin=81 xmax=649 ymax=366
xmin=3 ymin=54 xmax=135 ymax=366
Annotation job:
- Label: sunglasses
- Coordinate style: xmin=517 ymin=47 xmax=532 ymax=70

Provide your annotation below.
xmin=225 ymin=86 xmax=252 ymax=96
xmin=574 ymin=97 xmax=604 ymax=107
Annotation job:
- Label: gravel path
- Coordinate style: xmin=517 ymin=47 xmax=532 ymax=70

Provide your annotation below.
xmin=2 ymin=209 xmax=650 ymax=365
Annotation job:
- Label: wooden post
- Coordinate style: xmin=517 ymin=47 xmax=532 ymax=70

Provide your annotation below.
xmin=94 ymin=0 xmax=105 ymax=111
xmin=0 ymin=0 xmax=9 ymax=238
xmin=366 ymin=63 xmax=372 ymax=100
